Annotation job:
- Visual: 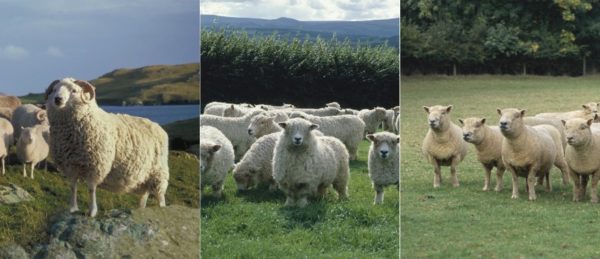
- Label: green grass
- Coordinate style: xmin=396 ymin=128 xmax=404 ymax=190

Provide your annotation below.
xmin=0 ymin=151 xmax=198 ymax=249
xmin=201 ymin=140 xmax=399 ymax=258
xmin=401 ymin=75 xmax=600 ymax=258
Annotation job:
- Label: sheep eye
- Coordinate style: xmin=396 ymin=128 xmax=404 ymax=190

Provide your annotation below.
xmin=71 ymin=89 xmax=77 ymax=93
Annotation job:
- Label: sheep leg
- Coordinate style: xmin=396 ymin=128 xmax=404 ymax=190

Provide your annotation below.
xmin=554 ymin=156 xmax=570 ymax=186
xmin=432 ymin=159 xmax=441 ymax=188
xmin=527 ymin=168 xmax=539 ymax=201
xmin=482 ymin=164 xmax=492 ymax=191
xmin=590 ymin=172 xmax=600 ymax=203
xmin=88 ymin=183 xmax=98 ymax=217
xmin=581 ymin=175 xmax=590 ymax=201
xmin=544 ymin=172 xmax=551 ymax=192
xmin=284 ymin=197 xmax=295 ymax=207
xmin=69 ymin=178 xmax=79 ymax=213
xmin=297 ymin=197 xmax=308 ymax=208
xmin=1 ymin=158 xmax=4 ymax=176
xmin=495 ymin=166 xmax=505 ymax=192
xmin=30 ymin=163 xmax=35 ymax=180
xmin=570 ymin=171 xmax=582 ymax=202
xmin=22 ymin=164 xmax=26 ymax=177
xmin=212 ymin=183 xmax=223 ymax=198
xmin=450 ymin=156 xmax=460 ymax=187
xmin=374 ymin=184 xmax=384 ymax=205
xmin=509 ymin=166 xmax=519 ymax=199
xmin=139 ymin=192 xmax=149 ymax=208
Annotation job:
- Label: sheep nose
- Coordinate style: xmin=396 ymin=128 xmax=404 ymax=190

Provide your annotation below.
xmin=567 ymin=136 xmax=574 ymax=141
xmin=499 ymin=122 xmax=508 ymax=128
xmin=54 ymin=97 xmax=63 ymax=104
xmin=294 ymin=137 xmax=301 ymax=141
xmin=247 ymin=129 xmax=253 ymax=135
xmin=463 ymin=133 xmax=470 ymax=140
xmin=380 ymin=150 xmax=388 ymax=156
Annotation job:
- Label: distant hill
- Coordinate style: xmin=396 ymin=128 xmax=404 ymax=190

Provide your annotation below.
xmin=201 ymin=15 xmax=399 ymax=48
xmin=21 ymin=63 xmax=199 ymax=105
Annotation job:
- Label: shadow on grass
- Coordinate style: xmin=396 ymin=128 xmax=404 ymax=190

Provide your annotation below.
xmin=235 ymin=186 xmax=286 ymax=203
xmin=279 ymin=200 xmax=328 ymax=230
xmin=200 ymin=192 xmax=229 ymax=208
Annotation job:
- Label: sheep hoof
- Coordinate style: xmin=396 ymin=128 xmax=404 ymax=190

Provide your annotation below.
xmin=494 ymin=187 xmax=503 ymax=192
xmin=452 ymin=183 xmax=460 ymax=188
xmin=88 ymin=210 xmax=97 ymax=217
xmin=528 ymin=196 xmax=536 ymax=201
xmin=511 ymin=194 xmax=518 ymax=199
xmin=482 ymin=186 xmax=489 ymax=191
xmin=591 ymin=199 xmax=598 ymax=203
xmin=69 ymin=207 xmax=79 ymax=213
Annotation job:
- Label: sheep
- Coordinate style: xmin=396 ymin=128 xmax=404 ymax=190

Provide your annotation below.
xmin=272 ymin=118 xmax=349 ymax=207
xmin=326 ymin=102 xmax=341 ymax=109
xmin=366 ymin=132 xmax=399 ymax=204
xmin=421 ymin=105 xmax=468 ymax=188
xmin=289 ymin=112 xmax=365 ymax=160
xmin=359 ymin=107 xmax=387 ymax=136
xmin=535 ymin=102 xmax=599 ymax=122
xmin=16 ymin=125 xmax=49 ymax=179
xmin=458 ymin=117 xmax=506 ymax=191
xmin=45 ymin=78 xmax=169 ymax=217
xmin=382 ymin=109 xmax=396 ymax=132
xmin=342 ymin=108 xmax=359 ymax=115
xmin=0 ymin=95 xmax=22 ymax=111
xmin=200 ymin=109 xmax=264 ymax=160
xmin=523 ymin=116 xmax=567 ymax=150
xmin=562 ymin=118 xmax=600 ymax=203
xmin=497 ymin=108 xmax=570 ymax=201
xmin=247 ymin=114 xmax=282 ymax=139
xmin=200 ymin=126 xmax=235 ymax=198
xmin=203 ymin=102 xmax=254 ymax=116
xmin=233 ymin=132 xmax=279 ymax=191
xmin=290 ymin=107 xmax=341 ymax=117
xmin=0 ymin=118 xmax=13 ymax=176
xmin=11 ymin=104 xmax=49 ymax=142
xmin=224 ymin=105 xmax=289 ymax=122
xmin=0 ymin=108 xmax=12 ymax=121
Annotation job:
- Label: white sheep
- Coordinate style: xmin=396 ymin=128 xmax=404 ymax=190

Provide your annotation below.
xmin=16 ymin=125 xmax=49 ymax=179
xmin=342 ymin=108 xmax=359 ymax=115
xmin=0 ymin=118 xmax=13 ymax=176
xmin=535 ymin=102 xmax=599 ymax=122
xmin=200 ymin=126 xmax=235 ymax=198
xmin=224 ymin=105 xmax=289 ymax=122
xmin=562 ymin=118 xmax=600 ymax=202
xmin=458 ymin=117 xmax=506 ymax=191
xmin=45 ymin=78 xmax=170 ymax=217
xmin=200 ymin=109 xmax=264 ymax=160
xmin=0 ymin=108 xmax=12 ymax=121
xmin=359 ymin=107 xmax=387 ymax=136
xmin=272 ymin=118 xmax=349 ymax=207
xmin=421 ymin=105 xmax=468 ymax=188
xmin=497 ymin=108 xmax=570 ymax=201
xmin=204 ymin=102 xmax=254 ymax=116
xmin=11 ymin=104 xmax=48 ymax=142
xmin=366 ymin=132 xmax=399 ymax=204
xmin=247 ymin=114 xmax=282 ymax=139
xmin=382 ymin=109 xmax=396 ymax=132
xmin=233 ymin=132 xmax=279 ymax=191
xmin=291 ymin=107 xmax=341 ymax=117
xmin=289 ymin=112 xmax=365 ymax=160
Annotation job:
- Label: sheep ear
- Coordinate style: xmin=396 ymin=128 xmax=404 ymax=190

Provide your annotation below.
xmin=480 ymin=118 xmax=486 ymax=125
xmin=583 ymin=104 xmax=590 ymax=110
xmin=458 ymin=119 xmax=464 ymax=125
xmin=496 ymin=108 xmax=502 ymax=116
xmin=309 ymin=124 xmax=319 ymax=130
xmin=366 ymin=134 xmax=376 ymax=142
xmin=44 ymin=80 xmax=60 ymax=101
xmin=588 ymin=119 xmax=594 ymax=126
xmin=423 ymin=106 xmax=430 ymax=113
xmin=74 ymin=80 xmax=96 ymax=103
xmin=211 ymin=144 xmax=221 ymax=153
xmin=36 ymin=110 xmax=47 ymax=122
xmin=260 ymin=105 xmax=268 ymax=111
xmin=520 ymin=109 xmax=526 ymax=117
xmin=395 ymin=136 xmax=400 ymax=144
xmin=595 ymin=114 xmax=599 ymax=121
xmin=445 ymin=105 xmax=453 ymax=113
xmin=561 ymin=120 xmax=566 ymax=126
xmin=278 ymin=122 xmax=287 ymax=129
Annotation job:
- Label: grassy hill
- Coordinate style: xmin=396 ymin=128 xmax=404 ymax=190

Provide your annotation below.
xmin=21 ymin=63 xmax=199 ymax=105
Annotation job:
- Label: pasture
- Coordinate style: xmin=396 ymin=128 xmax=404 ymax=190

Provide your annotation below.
xmin=401 ymin=75 xmax=600 ymax=258
xmin=201 ymin=140 xmax=399 ymax=258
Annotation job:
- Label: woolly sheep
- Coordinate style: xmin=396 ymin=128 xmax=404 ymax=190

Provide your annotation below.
xmin=523 ymin=116 xmax=567 ymax=150
xmin=16 ymin=125 xmax=49 ymax=179
xmin=289 ymin=112 xmax=365 ymax=160
xmin=366 ymin=132 xmax=399 ymax=204
xmin=326 ymin=102 xmax=341 ymax=109
xmin=291 ymin=107 xmax=341 ymax=117
xmin=45 ymin=78 xmax=170 ymax=217
xmin=200 ymin=109 xmax=264 ymax=160
xmin=247 ymin=114 xmax=282 ymax=139
xmin=203 ymin=102 xmax=254 ymax=116
xmin=497 ymin=108 xmax=570 ymax=201
xmin=0 ymin=118 xmax=13 ymax=176
xmin=535 ymin=102 xmax=599 ymax=122
xmin=224 ymin=105 xmax=289 ymax=122
xmin=272 ymin=118 xmax=349 ymax=207
xmin=359 ymin=107 xmax=387 ymax=136
xmin=11 ymin=104 xmax=48 ymax=142
xmin=0 ymin=95 xmax=22 ymax=111
xmin=562 ymin=118 xmax=600 ymax=202
xmin=458 ymin=117 xmax=506 ymax=191
xmin=200 ymin=126 xmax=235 ymax=198
xmin=421 ymin=105 xmax=468 ymax=188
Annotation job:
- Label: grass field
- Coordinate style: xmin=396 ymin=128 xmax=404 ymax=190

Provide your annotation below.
xmin=401 ymin=75 xmax=600 ymax=258
xmin=0 ymin=150 xmax=199 ymax=249
xmin=201 ymin=140 xmax=399 ymax=258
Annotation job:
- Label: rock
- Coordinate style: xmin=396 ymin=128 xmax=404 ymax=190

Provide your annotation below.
xmin=0 ymin=184 xmax=33 ymax=204
xmin=32 ymin=205 xmax=199 ymax=258
xmin=0 ymin=242 xmax=29 ymax=259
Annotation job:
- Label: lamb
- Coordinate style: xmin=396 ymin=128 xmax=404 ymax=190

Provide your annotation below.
xmin=326 ymin=102 xmax=341 ymax=109
xmin=233 ymin=132 xmax=279 ymax=191
xmin=11 ymin=104 xmax=49 ymax=142
xmin=200 ymin=109 xmax=264 ymax=160
xmin=421 ymin=105 xmax=468 ymax=188
xmin=200 ymin=126 xmax=235 ymax=198
xmin=0 ymin=95 xmax=22 ymax=111
xmin=497 ymin=108 xmax=570 ymax=201
xmin=366 ymin=132 xmax=399 ymax=204
xmin=458 ymin=117 xmax=505 ymax=191
xmin=290 ymin=107 xmax=341 ymax=117
xmin=535 ymin=102 xmax=599 ymax=122
xmin=16 ymin=125 xmax=49 ymax=179
xmin=272 ymin=118 xmax=349 ymax=207
xmin=562 ymin=118 xmax=600 ymax=203
xmin=0 ymin=118 xmax=13 ymax=176
xmin=289 ymin=112 xmax=365 ymax=160
xmin=359 ymin=107 xmax=387 ymax=136
xmin=45 ymin=78 xmax=169 ymax=217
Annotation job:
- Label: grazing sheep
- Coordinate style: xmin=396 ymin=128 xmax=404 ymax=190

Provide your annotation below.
xmin=291 ymin=107 xmax=341 ymax=117
xmin=45 ymin=78 xmax=170 ymax=217
xmin=366 ymin=132 xmax=399 ymax=204
xmin=233 ymin=133 xmax=279 ymax=191
xmin=326 ymin=102 xmax=341 ymax=109
xmin=272 ymin=118 xmax=349 ymax=207
xmin=458 ymin=117 xmax=505 ymax=191
xmin=497 ymin=108 xmax=570 ymax=201
xmin=200 ymin=109 xmax=264 ymax=160
xmin=289 ymin=112 xmax=365 ymax=160
xmin=563 ymin=118 xmax=600 ymax=203
xmin=200 ymin=126 xmax=235 ymax=198
xmin=247 ymin=114 xmax=282 ymax=139
xmin=0 ymin=108 xmax=12 ymax=121
xmin=359 ymin=107 xmax=387 ymax=136
xmin=0 ymin=95 xmax=22 ymax=111
xmin=535 ymin=103 xmax=599 ymax=122
xmin=11 ymin=104 xmax=48 ymax=142
xmin=16 ymin=125 xmax=49 ymax=179
xmin=421 ymin=105 xmax=468 ymax=188
xmin=0 ymin=118 xmax=13 ymax=176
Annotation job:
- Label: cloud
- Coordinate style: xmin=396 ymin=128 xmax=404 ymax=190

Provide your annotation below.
xmin=0 ymin=45 xmax=29 ymax=60
xmin=46 ymin=47 xmax=64 ymax=57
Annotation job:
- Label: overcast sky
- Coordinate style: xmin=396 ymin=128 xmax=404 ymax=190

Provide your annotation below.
xmin=201 ymin=0 xmax=400 ymax=21
xmin=0 ymin=0 xmax=198 ymax=96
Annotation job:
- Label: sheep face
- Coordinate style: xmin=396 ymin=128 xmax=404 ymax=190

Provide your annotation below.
xmin=459 ymin=117 xmax=487 ymax=143
xmin=200 ymin=142 xmax=221 ymax=174
xmin=583 ymin=102 xmax=599 ymax=114
xmin=563 ymin=118 xmax=593 ymax=147
xmin=367 ymin=132 xmax=399 ymax=159
xmin=233 ymin=165 xmax=258 ymax=190
xmin=248 ymin=115 xmax=274 ymax=137
xmin=44 ymin=78 xmax=96 ymax=110
xmin=423 ymin=105 xmax=452 ymax=130
xmin=497 ymin=108 xmax=526 ymax=134
xmin=19 ymin=127 xmax=36 ymax=144
xmin=278 ymin=118 xmax=318 ymax=147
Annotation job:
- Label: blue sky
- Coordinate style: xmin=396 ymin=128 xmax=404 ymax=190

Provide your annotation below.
xmin=0 ymin=0 xmax=198 ymax=96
